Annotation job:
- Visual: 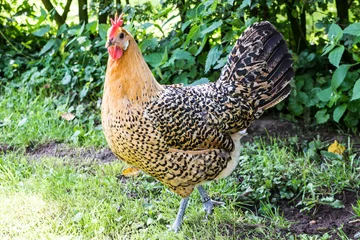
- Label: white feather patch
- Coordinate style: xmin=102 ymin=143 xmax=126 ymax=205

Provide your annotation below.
xmin=123 ymin=40 xmax=129 ymax=51
xmin=215 ymin=129 xmax=247 ymax=180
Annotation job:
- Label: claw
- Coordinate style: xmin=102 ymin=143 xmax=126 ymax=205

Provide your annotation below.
xmin=203 ymin=199 xmax=225 ymax=218
xmin=197 ymin=185 xmax=225 ymax=218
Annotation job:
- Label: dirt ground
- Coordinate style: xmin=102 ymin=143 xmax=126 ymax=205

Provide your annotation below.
xmin=244 ymin=115 xmax=360 ymax=151
xmin=1 ymin=116 xmax=359 ymax=238
xmin=280 ymin=190 xmax=360 ymax=239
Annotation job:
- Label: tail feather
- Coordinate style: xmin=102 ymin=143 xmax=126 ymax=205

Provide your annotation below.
xmin=265 ymin=41 xmax=288 ymax=68
xmin=260 ymin=84 xmax=292 ymax=110
xmin=217 ymin=21 xmax=293 ymax=116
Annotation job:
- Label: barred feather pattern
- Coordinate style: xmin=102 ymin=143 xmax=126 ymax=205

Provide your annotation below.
xmin=146 ymin=21 xmax=293 ymax=149
xmin=102 ymin=21 xmax=294 ymax=197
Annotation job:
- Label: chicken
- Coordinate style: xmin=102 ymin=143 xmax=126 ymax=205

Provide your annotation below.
xmin=102 ymin=14 xmax=294 ymax=232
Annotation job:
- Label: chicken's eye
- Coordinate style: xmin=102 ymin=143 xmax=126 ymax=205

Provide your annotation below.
xmin=119 ymin=33 xmax=125 ymax=39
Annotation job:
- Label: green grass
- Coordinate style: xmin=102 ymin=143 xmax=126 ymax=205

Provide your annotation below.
xmin=0 ymin=154 xmax=247 ymax=239
xmin=1 ymin=85 xmax=359 ymax=239
xmin=1 ymin=140 xmax=359 ymax=239
xmin=238 ymin=139 xmax=360 ymax=212
xmin=354 ymin=199 xmax=360 ymax=217
xmin=0 ymin=86 xmax=106 ymax=148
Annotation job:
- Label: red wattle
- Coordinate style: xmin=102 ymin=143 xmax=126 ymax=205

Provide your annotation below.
xmin=108 ymin=46 xmax=123 ymax=60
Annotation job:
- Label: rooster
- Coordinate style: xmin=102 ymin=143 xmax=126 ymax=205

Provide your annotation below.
xmin=102 ymin=14 xmax=294 ymax=232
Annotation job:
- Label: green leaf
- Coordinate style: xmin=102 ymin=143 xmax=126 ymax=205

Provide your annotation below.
xmin=204 ymin=0 xmax=218 ymax=15
xmin=163 ymin=49 xmax=194 ymax=67
xmin=328 ymin=23 xmax=343 ymax=43
xmin=205 ymin=45 xmax=222 ymax=73
xmin=57 ymin=24 xmax=67 ymax=36
xmin=288 ymin=98 xmax=303 ymax=116
xmin=328 ymin=46 xmax=344 ymax=67
xmin=139 ymin=38 xmax=158 ymax=52
xmin=144 ymin=52 xmax=164 ymax=67
xmin=37 ymin=7 xmax=47 ymax=25
xmin=98 ymin=24 xmax=109 ymax=40
xmin=351 ymin=78 xmax=360 ymax=101
xmin=307 ymin=88 xmax=321 ymax=107
xmin=174 ymin=72 xmax=188 ymax=85
xmin=77 ymin=22 xmax=85 ymax=36
xmin=328 ymin=91 xmax=342 ymax=107
xmin=184 ymin=25 xmax=200 ymax=48
xmin=155 ymin=6 xmax=173 ymax=18
xmin=195 ymin=35 xmax=208 ymax=56
xmin=322 ymin=44 xmax=335 ymax=56
xmin=343 ymin=23 xmax=360 ymax=36
xmin=296 ymin=91 xmax=309 ymax=105
xmin=39 ymin=39 xmax=56 ymax=55
xmin=173 ymin=49 xmax=194 ymax=62
xmin=333 ymin=104 xmax=347 ymax=122
xmin=223 ymin=30 xmax=236 ymax=43
xmin=161 ymin=47 xmax=168 ymax=64
xmin=67 ymin=29 xmax=78 ymax=36
xmin=201 ymin=20 xmax=223 ymax=36
xmin=62 ymin=72 xmax=72 ymax=85
xmin=80 ymin=85 xmax=89 ymax=99
xmin=189 ymin=78 xmax=209 ymax=86
xmin=213 ymin=57 xmax=227 ymax=69
xmin=320 ymin=151 xmax=342 ymax=160
xmin=32 ymin=25 xmax=50 ymax=37
xmin=181 ymin=20 xmax=192 ymax=32
xmin=240 ymin=0 xmax=251 ymax=9
xmin=331 ymin=64 xmax=352 ymax=90
xmin=315 ymin=109 xmax=329 ymax=124
xmin=317 ymin=87 xmax=332 ymax=102
xmin=329 ymin=200 xmax=345 ymax=209
xmin=86 ymin=21 xmax=97 ymax=33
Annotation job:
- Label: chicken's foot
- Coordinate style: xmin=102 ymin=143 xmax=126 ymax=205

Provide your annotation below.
xmin=197 ymin=185 xmax=225 ymax=218
xmin=172 ymin=197 xmax=189 ymax=232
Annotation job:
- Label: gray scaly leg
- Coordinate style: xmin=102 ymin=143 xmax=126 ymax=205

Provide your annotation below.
xmin=197 ymin=185 xmax=225 ymax=218
xmin=172 ymin=197 xmax=189 ymax=232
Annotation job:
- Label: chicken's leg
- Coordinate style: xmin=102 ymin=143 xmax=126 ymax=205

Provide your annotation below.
xmin=197 ymin=186 xmax=225 ymax=217
xmin=172 ymin=197 xmax=189 ymax=232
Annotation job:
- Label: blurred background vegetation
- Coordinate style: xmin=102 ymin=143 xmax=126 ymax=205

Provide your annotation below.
xmin=1 ymin=0 xmax=360 ymax=135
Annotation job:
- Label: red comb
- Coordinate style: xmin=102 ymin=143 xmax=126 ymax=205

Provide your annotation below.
xmin=109 ymin=13 xmax=124 ymax=38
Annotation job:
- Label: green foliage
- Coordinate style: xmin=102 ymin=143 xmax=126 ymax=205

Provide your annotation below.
xmin=354 ymin=199 xmax=360 ymax=217
xmin=289 ymin=19 xmax=360 ymax=130
xmin=1 ymin=0 xmax=360 ymax=141
xmin=238 ymin=138 xmax=359 ymax=212
xmin=139 ymin=1 xmax=243 ymax=85
xmin=316 ymin=22 xmax=360 ymax=128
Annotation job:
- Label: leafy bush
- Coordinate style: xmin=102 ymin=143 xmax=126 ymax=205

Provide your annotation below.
xmin=142 ymin=1 xmax=246 ymax=85
xmin=1 ymin=0 xmax=360 ymax=132
xmin=289 ymin=22 xmax=360 ymax=130
xmin=318 ymin=22 xmax=360 ymax=127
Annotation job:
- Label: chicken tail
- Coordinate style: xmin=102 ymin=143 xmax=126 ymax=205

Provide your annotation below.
xmin=218 ymin=21 xmax=294 ymax=114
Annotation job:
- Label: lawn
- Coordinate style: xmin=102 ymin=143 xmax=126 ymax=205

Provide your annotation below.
xmin=0 ymin=89 xmax=359 ymax=239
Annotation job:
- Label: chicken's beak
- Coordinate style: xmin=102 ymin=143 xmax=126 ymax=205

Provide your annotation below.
xmin=105 ymin=38 xmax=114 ymax=48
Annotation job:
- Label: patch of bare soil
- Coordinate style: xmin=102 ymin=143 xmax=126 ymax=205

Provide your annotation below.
xmin=25 ymin=141 xmax=117 ymax=163
xmin=280 ymin=190 xmax=360 ymax=239
xmin=244 ymin=115 xmax=360 ymax=152
xmin=0 ymin=144 xmax=15 ymax=153
xmin=219 ymin=191 xmax=359 ymax=239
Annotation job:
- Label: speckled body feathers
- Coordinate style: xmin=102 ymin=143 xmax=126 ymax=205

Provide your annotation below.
xmin=102 ymin=21 xmax=294 ymax=197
